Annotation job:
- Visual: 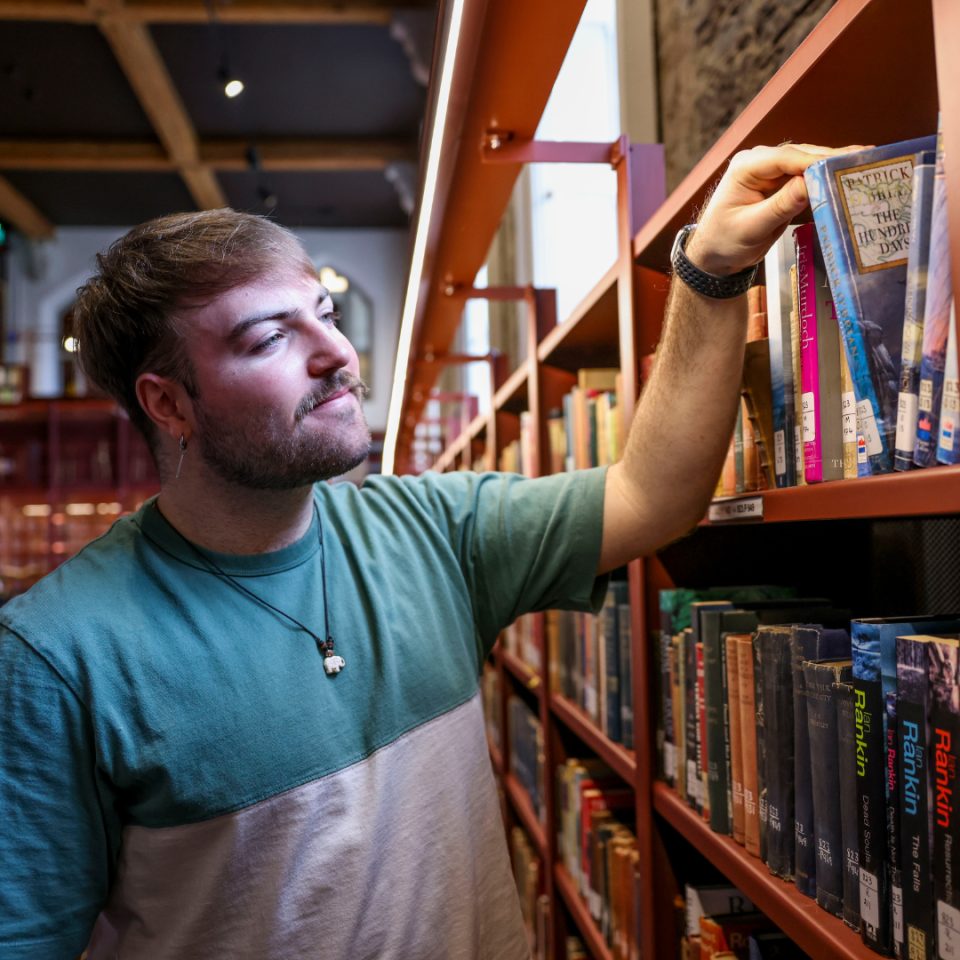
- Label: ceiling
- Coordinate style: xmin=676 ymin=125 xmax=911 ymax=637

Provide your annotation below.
xmin=0 ymin=1 xmax=437 ymax=231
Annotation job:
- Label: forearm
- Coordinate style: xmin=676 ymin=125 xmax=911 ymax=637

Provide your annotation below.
xmin=603 ymin=276 xmax=748 ymax=564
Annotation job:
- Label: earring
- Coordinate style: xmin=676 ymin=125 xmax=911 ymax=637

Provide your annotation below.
xmin=175 ymin=434 xmax=187 ymax=479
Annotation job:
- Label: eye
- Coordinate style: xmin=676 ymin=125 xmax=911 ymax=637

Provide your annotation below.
xmin=320 ymin=310 xmax=341 ymax=328
xmin=250 ymin=331 xmax=285 ymax=354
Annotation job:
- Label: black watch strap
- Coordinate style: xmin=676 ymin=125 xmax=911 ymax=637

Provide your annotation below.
xmin=670 ymin=224 xmax=758 ymax=299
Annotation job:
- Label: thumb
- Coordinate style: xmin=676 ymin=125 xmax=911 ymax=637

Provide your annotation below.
xmin=748 ymin=176 xmax=808 ymax=239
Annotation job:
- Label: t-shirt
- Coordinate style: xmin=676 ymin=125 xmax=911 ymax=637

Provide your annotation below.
xmin=0 ymin=467 xmax=608 ymax=960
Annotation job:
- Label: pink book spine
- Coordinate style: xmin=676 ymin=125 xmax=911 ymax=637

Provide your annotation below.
xmin=795 ymin=223 xmax=823 ymax=482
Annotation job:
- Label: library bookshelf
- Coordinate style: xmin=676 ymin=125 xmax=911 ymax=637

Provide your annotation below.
xmin=404 ymin=0 xmax=960 ymax=958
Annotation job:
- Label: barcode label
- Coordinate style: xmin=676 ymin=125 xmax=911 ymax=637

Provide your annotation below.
xmin=939 ymin=899 xmax=960 ymax=959
xmin=802 ymin=392 xmax=816 ymax=441
xmin=860 ymin=868 xmax=881 ymax=930
xmin=897 ymin=391 xmax=919 ymax=453
xmin=920 ymin=378 xmax=935 ymax=412
xmin=842 ymin=391 xmax=857 ymax=444
xmin=774 ymin=429 xmax=786 ymax=475
xmin=857 ymin=398 xmax=883 ymax=455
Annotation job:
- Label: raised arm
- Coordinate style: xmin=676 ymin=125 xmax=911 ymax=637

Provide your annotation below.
xmin=598 ymin=143 xmax=863 ymax=573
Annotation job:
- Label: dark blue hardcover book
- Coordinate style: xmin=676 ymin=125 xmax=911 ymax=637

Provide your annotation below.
xmin=749 ymin=931 xmax=810 ymax=960
xmin=894 ymin=152 xmax=937 ymax=470
xmin=886 ymin=692 xmax=904 ymax=958
xmin=915 ymin=121 xmax=953 ymax=468
xmin=792 ymin=626 xmax=851 ymax=900
xmin=618 ymin=601 xmax=634 ymax=750
xmin=836 ymin=680 xmax=862 ymax=930
xmin=805 ymin=135 xmax=937 ymax=474
xmin=601 ymin=582 xmax=628 ymax=744
xmin=852 ymin=616 xmax=960 ymax=956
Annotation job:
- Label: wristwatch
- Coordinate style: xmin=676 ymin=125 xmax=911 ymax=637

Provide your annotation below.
xmin=670 ymin=224 xmax=758 ymax=299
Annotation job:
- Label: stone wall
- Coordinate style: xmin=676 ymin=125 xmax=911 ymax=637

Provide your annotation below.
xmin=654 ymin=0 xmax=837 ymax=192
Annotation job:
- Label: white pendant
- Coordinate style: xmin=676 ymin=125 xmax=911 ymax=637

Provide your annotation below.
xmin=324 ymin=655 xmax=345 ymax=675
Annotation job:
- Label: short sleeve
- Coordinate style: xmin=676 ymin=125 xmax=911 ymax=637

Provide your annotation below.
xmin=0 ymin=628 xmax=111 ymax=959
xmin=393 ymin=467 xmax=610 ymax=654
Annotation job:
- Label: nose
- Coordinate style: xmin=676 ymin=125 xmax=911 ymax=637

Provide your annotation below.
xmin=306 ymin=318 xmax=352 ymax=377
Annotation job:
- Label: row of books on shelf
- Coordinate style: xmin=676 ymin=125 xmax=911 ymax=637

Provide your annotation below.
xmin=679 ymin=882 xmax=809 ymax=960
xmin=655 ymin=585 xmax=960 ymax=959
xmin=509 ymin=694 xmax=547 ymax=825
xmin=511 ymin=825 xmax=549 ymax=960
xmin=760 ymin=122 xmax=956 ymax=489
xmin=557 ymin=757 xmax=640 ymax=960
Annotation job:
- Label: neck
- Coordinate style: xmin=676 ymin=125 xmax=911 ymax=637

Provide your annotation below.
xmin=156 ymin=467 xmax=317 ymax=554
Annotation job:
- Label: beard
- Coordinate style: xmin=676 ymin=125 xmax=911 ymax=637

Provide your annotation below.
xmin=192 ymin=371 xmax=371 ymax=490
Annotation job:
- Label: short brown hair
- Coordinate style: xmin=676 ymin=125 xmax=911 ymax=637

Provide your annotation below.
xmin=74 ymin=209 xmax=315 ymax=447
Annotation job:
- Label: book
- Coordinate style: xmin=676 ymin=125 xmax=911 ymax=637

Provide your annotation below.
xmin=840 ymin=331 xmax=859 ymax=478
xmin=737 ymin=635 xmax=761 ymax=857
xmin=897 ymin=634 xmax=936 ymax=960
xmin=790 ymin=264 xmax=806 ymax=484
xmin=699 ymin=911 xmax=770 ymax=960
xmin=805 ymin=134 xmax=937 ymax=474
xmin=661 ymin=593 xmax=679 ymax=785
xmin=698 ymin=641 xmax=709 ymax=821
xmin=748 ymin=931 xmax=810 ymax=960
xmin=758 ymin=626 xmax=795 ymax=879
xmin=895 ymin=151 xmax=937 ymax=471
xmin=727 ymin=634 xmax=746 ymax=845
xmin=836 ymin=680 xmax=863 ymax=930
xmin=754 ymin=632 xmax=768 ymax=863
xmin=734 ymin=403 xmax=745 ymax=494
xmin=852 ymin=616 xmax=960 ymax=955
xmin=741 ymin=340 xmax=775 ymax=490
xmin=937 ymin=300 xmax=959 ymax=464
xmin=685 ymin=883 xmax=755 ymax=937
xmin=619 ymin=600 xmax=634 ymax=750
xmin=804 ymin=657 xmax=853 ymax=917
xmin=547 ymin=407 xmax=567 ymax=476
xmin=765 ymin=226 xmax=800 ymax=487
xmin=792 ymin=626 xmax=852 ymax=900
xmin=887 ymin=691 xmax=904 ymax=959
xmin=795 ymin=222 xmax=844 ymax=483
xmin=703 ymin=610 xmax=761 ymax=834
xmin=915 ymin=122 xmax=953 ymax=468
xmin=600 ymin=583 xmax=627 ymax=743
xmin=673 ymin=633 xmax=686 ymax=801
xmin=926 ymin=636 xmax=960 ymax=960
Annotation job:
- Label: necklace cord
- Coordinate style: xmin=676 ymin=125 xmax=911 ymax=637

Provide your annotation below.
xmin=145 ymin=501 xmax=333 ymax=654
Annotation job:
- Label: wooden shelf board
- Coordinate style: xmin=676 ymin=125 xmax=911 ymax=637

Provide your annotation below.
xmin=553 ymin=862 xmax=613 ymax=960
xmin=493 ymin=361 xmax=531 ymax=413
xmin=702 ymin=465 xmax=960 ymax=525
xmin=502 ymin=650 xmax=542 ymax=698
xmin=504 ymin=772 xmax=547 ymax=859
xmin=654 ymin=783 xmax=878 ymax=960
xmin=537 ymin=262 xmax=620 ymax=371
xmin=550 ymin=694 xmax=637 ymax=785
xmin=431 ymin=412 xmax=490 ymax=474
xmin=632 ymin=0 xmax=939 ymax=270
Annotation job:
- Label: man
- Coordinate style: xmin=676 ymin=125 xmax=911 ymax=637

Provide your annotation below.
xmin=0 ymin=143 xmax=853 ymax=959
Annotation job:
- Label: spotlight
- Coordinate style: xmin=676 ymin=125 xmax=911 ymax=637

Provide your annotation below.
xmin=63 ymin=336 xmax=78 ymax=353
xmin=224 ymin=78 xmax=244 ymax=98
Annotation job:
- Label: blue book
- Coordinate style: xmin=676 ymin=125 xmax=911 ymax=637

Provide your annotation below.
xmin=851 ymin=616 xmax=960 ymax=955
xmin=805 ymin=135 xmax=937 ymax=474
xmin=895 ymin=152 xmax=937 ymax=470
xmin=601 ymin=582 xmax=628 ymax=743
xmin=765 ymin=227 xmax=800 ymax=486
xmin=937 ymin=300 xmax=958 ymax=464
xmin=916 ymin=120 xmax=953 ymax=467
xmin=618 ymin=600 xmax=633 ymax=749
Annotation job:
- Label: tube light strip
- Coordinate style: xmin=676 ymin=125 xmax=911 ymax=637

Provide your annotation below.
xmin=381 ymin=0 xmax=467 ymax=476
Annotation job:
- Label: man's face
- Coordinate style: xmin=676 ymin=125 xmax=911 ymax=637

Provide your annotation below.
xmin=180 ymin=269 xmax=370 ymax=489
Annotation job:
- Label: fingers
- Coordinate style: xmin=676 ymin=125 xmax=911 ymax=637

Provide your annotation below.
xmin=729 ymin=143 xmax=868 ymax=185
xmin=744 ymin=176 xmax=809 ymax=237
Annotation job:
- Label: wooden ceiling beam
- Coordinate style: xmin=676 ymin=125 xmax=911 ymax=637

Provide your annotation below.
xmin=0 ymin=0 xmax=432 ymax=23
xmin=88 ymin=0 xmax=227 ymax=209
xmin=0 ymin=174 xmax=55 ymax=237
xmin=0 ymin=139 xmax=418 ymax=171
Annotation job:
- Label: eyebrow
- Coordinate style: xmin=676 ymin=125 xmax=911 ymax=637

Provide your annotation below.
xmin=225 ymin=291 xmax=330 ymax=346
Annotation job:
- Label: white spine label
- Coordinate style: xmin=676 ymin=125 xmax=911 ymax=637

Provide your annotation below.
xmin=842 ymin=391 xmax=857 ymax=444
xmin=860 ymin=868 xmax=881 ymax=930
xmin=897 ymin=391 xmax=919 ymax=452
xmin=939 ymin=899 xmax=960 ymax=959
xmin=795 ymin=433 xmax=804 ymax=478
xmin=802 ymin=392 xmax=816 ymax=442
xmin=857 ymin=398 xmax=883 ymax=455
xmin=940 ymin=380 xmax=959 ymax=452
xmin=920 ymin=378 xmax=935 ymax=413
xmin=665 ymin=742 xmax=677 ymax=781
xmin=774 ymin=429 xmax=786 ymax=475
xmin=892 ymin=885 xmax=904 ymax=945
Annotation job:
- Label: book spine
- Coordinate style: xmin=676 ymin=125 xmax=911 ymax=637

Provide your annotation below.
xmin=765 ymin=234 xmax=797 ymax=486
xmin=915 ymin=124 xmax=953 ymax=468
xmin=705 ymin=624 xmax=729 ymax=834
xmin=805 ymin=660 xmax=845 ymax=917
xmin=790 ymin=265 xmax=806 ymax=485
xmin=897 ymin=635 xmax=935 ymax=960
xmin=796 ymin=223 xmax=825 ymax=482
xmin=673 ymin=635 xmax=686 ymax=801
xmin=686 ymin=631 xmax=700 ymax=810
xmin=856 ymin=669 xmax=893 ymax=954
xmin=837 ymin=681 xmax=863 ymax=931
xmin=753 ymin=633 xmax=768 ymax=864
xmin=888 ymin=692 xmax=905 ymax=958
xmin=841 ymin=327 xmax=859 ymax=479
xmin=806 ymin=161 xmax=891 ymax=473
xmin=896 ymin=160 xmax=936 ymax=470
xmin=603 ymin=596 xmax=621 ymax=743
xmin=727 ymin=635 xmax=746 ymax=844
xmin=698 ymin=642 xmax=709 ymax=820
xmin=660 ymin=600 xmax=674 ymax=783
xmin=721 ymin=636 xmax=734 ymax=835
xmin=761 ymin=629 xmax=795 ymax=879
xmin=738 ymin=637 xmax=761 ymax=857
xmin=793 ymin=636 xmax=818 ymax=899
xmin=619 ymin=603 xmax=634 ymax=751
xmin=937 ymin=300 xmax=959 ymax=464
xmin=734 ymin=403 xmax=745 ymax=493
xmin=927 ymin=639 xmax=960 ymax=960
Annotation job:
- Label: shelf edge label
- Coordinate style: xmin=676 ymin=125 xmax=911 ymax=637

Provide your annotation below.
xmin=708 ymin=496 xmax=764 ymax=523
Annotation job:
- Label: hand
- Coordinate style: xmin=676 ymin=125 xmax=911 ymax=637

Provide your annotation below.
xmin=685 ymin=143 xmax=867 ymax=276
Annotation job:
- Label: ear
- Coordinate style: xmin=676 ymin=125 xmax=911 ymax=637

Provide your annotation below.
xmin=135 ymin=373 xmax=196 ymax=443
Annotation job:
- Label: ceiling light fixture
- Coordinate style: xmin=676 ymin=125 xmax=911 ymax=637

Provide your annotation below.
xmin=224 ymin=77 xmax=244 ymax=98
xmin=319 ymin=267 xmax=349 ymax=294
xmin=382 ymin=0 xmax=467 ymax=476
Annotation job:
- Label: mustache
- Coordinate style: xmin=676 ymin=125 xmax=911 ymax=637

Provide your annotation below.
xmin=294 ymin=371 xmax=369 ymax=422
